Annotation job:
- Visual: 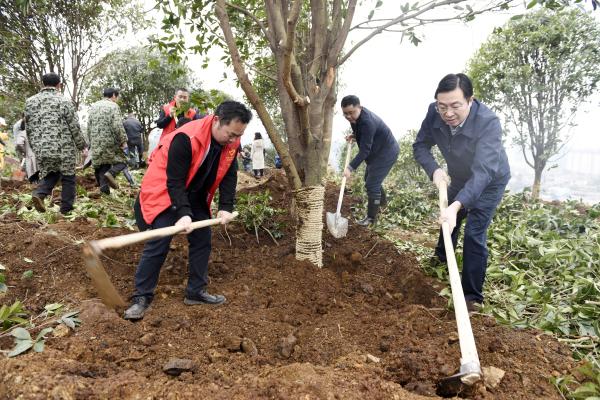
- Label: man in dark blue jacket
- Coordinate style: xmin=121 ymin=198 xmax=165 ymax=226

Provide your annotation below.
xmin=341 ymin=95 xmax=399 ymax=226
xmin=413 ymin=73 xmax=510 ymax=311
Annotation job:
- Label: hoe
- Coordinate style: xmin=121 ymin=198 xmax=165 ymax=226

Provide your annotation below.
xmin=435 ymin=180 xmax=482 ymax=396
xmin=83 ymin=213 xmax=238 ymax=310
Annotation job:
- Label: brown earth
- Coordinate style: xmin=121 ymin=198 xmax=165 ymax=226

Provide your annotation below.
xmin=0 ymin=170 xmax=573 ymax=399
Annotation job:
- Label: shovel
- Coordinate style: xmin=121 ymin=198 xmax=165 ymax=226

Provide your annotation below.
xmin=326 ymin=141 xmax=352 ymax=238
xmin=83 ymin=212 xmax=238 ymax=310
xmin=435 ymin=180 xmax=482 ymax=396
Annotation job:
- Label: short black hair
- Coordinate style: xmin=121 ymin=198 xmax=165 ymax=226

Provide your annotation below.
xmin=254 ymin=132 xmax=262 ymax=140
xmin=340 ymin=95 xmax=360 ymax=108
xmin=434 ymin=73 xmax=473 ymax=99
xmin=175 ymin=88 xmax=189 ymax=94
xmin=103 ymin=87 xmax=120 ymax=98
xmin=215 ymin=100 xmax=252 ymax=125
xmin=42 ymin=72 xmax=61 ymax=87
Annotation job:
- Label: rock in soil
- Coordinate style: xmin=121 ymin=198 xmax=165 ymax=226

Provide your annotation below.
xmin=140 ymin=333 xmax=155 ymax=346
xmin=241 ymin=338 xmax=258 ymax=356
xmin=223 ymin=336 xmax=242 ymax=352
xmin=483 ymin=366 xmax=506 ymax=389
xmin=277 ymin=333 xmax=297 ymax=359
xmin=52 ymin=324 xmax=70 ymax=338
xmin=366 ymin=354 xmax=380 ymax=363
xmin=163 ymin=358 xmax=196 ymax=376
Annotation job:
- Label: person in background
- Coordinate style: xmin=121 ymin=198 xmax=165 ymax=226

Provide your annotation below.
xmin=341 ymin=95 xmax=399 ymax=226
xmin=87 ymin=87 xmax=129 ymax=194
xmin=13 ymin=116 xmax=39 ymax=183
xmin=123 ymin=113 xmax=144 ymax=169
xmin=123 ymin=100 xmax=252 ymax=320
xmin=413 ymin=73 xmax=510 ymax=312
xmin=24 ymin=72 xmax=87 ymax=214
xmin=251 ymin=132 xmax=265 ymax=178
xmin=274 ymin=154 xmax=283 ymax=169
xmin=0 ymin=118 xmax=8 ymax=170
xmin=156 ymin=88 xmax=203 ymax=138
xmin=240 ymin=144 xmax=252 ymax=172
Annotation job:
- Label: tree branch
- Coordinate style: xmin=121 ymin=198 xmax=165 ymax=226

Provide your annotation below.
xmin=215 ymin=0 xmax=302 ymax=190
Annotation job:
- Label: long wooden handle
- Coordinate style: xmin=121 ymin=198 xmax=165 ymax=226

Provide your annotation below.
xmin=91 ymin=211 xmax=238 ymax=252
xmin=336 ymin=141 xmax=353 ymax=216
xmin=437 ymin=180 xmax=481 ymax=373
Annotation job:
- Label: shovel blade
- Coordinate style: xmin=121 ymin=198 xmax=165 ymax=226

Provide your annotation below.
xmin=326 ymin=212 xmax=348 ymax=238
xmin=82 ymin=244 xmax=127 ymax=309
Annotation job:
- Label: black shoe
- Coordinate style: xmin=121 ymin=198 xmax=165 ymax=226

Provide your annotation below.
xmin=184 ymin=290 xmax=226 ymax=305
xmin=429 ymin=255 xmax=446 ymax=269
xmin=356 ymin=216 xmax=376 ymax=226
xmin=466 ymin=300 xmax=482 ymax=313
xmin=380 ymin=188 xmax=388 ymax=209
xmin=31 ymin=194 xmax=46 ymax=212
xmin=124 ymin=296 xmax=150 ymax=320
xmin=104 ymin=171 xmax=119 ymax=189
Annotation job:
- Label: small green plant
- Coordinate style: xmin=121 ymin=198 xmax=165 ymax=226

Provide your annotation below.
xmin=8 ymin=327 xmax=53 ymax=357
xmin=0 ymin=301 xmax=28 ymax=330
xmin=552 ymin=361 xmax=600 ymax=400
xmin=21 ymin=270 xmax=33 ymax=280
xmin=56 ymin=311 xmax=81 ymax=329
xmin=236 ymin=190 xmax=284 ymax=244
xmin=44 ymin=303 xmax=63 ymax=316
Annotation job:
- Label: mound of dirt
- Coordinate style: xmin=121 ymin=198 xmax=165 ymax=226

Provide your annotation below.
xmin=0 ymin=170 xmax=573 ymax=399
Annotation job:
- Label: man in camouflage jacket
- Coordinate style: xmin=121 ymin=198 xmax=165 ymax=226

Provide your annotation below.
xmin=24 ymin=72 xmax=87 ymax=214
xmin=87 ymin=88 xmax=128 ymax=194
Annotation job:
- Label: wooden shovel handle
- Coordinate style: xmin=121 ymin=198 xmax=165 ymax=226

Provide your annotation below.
xmin=90 ymin=211 xmax=239 ymax=252
xmin=436 ymin=180 xmax=481 ymax=374
xmin=336 ymin=141 xmax=353 ymax=216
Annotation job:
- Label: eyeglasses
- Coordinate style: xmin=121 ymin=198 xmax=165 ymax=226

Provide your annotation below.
xmin=435 ymin=102 xmax=467 ymax=114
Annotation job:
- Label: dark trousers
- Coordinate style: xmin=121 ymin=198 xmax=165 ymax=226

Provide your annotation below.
xmin=127 ymin=138 xmax=144 ymax=168
xmin=435 ymin=178 xmax=508 ymax=302
xmin=94 ymin=162 xmax=127 ymax=193
xmin=34 ymin=171 xmax=76 ymax=214
xmin=132 ymin=207 xmax=212 ymax=303
xmin=364 ymin=157 xmax=396 ymax=201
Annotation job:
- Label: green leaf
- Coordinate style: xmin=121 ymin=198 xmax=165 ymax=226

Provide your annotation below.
xmin=11 ymin=327 xmax=31 ymax=340
xmin=36 ymin=327 xmax=54 ymax=341
xmin=8 ymin=340 xmax=33 ymax=357
xmin=32 ymin=340 xmax=45 ymax=353
xmin=21 ymin=270 xmax=33 ymax=279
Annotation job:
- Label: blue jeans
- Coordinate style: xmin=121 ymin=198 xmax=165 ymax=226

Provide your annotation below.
xmin=132 ymin=207 xmax=212 ymax=303
xmin=435 ymin=176 xmax=509 ymax=302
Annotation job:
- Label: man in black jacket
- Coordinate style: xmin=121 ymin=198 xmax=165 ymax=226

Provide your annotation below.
xmin=341 ymin=95 xmax=399 ymax=226
xmin=123 ymin=113 xmax=144 ymax=168
xmin=413 ymin=73 xmax=510 ymax=311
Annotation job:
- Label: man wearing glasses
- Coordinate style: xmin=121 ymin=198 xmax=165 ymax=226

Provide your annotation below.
xmin=124 ymin=100 xmax=252 ymax=320
xmin=413 ymin=73 xmax=510 ymax=312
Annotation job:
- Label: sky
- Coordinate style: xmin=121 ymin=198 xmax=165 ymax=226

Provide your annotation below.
xmin=141 ymin=1 xmax=600 ymax=202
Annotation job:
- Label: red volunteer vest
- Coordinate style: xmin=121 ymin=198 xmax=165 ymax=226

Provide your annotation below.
xmin=160 ymin=100 xmax=198 ymax=138
xmin=139 ymin=115 xmax=240 ymax=225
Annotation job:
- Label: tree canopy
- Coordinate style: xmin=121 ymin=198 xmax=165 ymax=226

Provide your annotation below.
xmin=0 ymin=0 xmax=146 ymax=121
xmin=468 ymin=8 xmax=600 ymax=198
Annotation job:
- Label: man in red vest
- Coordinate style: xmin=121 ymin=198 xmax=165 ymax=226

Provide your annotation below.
xmin=124 ymin=100 xmax=252 ymax=320
xmin=156 ymin=88 xmax=203 ymax=138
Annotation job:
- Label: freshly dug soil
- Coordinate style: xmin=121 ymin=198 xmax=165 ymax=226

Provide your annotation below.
xmin=0 ymin=170 xmax=573 ymax=399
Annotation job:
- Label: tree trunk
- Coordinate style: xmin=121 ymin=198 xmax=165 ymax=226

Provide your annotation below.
xmin=531 ymin=166 xmax=543 ymax=199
